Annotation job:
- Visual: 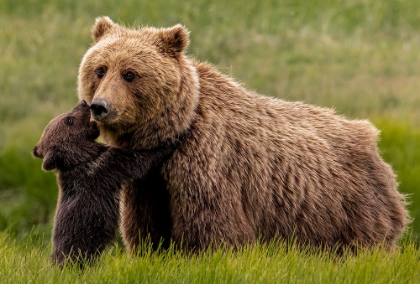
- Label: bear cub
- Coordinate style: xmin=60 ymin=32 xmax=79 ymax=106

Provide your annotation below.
xmin=32 ymin=100 xmax=177 ymax=267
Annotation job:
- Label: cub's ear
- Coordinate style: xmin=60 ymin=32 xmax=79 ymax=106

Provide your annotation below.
xmin=158 ymin=24 xmax=189 ymax=56
xmin=92 ymin=16 xmax=116 ymax=43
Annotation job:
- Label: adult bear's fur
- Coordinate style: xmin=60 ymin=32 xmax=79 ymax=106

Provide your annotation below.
xmin=32 ymin=101 xmax=176 ymax=266
xmin=78 ymin=17 xmax=409 ymax=252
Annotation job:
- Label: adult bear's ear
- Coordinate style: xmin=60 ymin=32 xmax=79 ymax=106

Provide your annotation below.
xmin=92 ymin=16 xmax=116 ymax=43
xmin=158 ymin=24 xmax=189 ymax=57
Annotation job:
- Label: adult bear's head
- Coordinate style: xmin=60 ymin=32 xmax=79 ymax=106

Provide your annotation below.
xmin=78 ymin=17 xmax=199 ymax=149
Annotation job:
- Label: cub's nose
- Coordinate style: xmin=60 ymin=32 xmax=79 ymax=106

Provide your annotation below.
xmin=90 ymin=99 xmax=110 ymax=119
xmin=32 ymin=145 xmax=42 ymax=158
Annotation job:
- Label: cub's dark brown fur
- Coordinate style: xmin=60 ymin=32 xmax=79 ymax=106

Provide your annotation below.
xmin=33 ymin=101 xmax=176 ymax=267
xmin=78 ymin=17 xmax=409 ymax=253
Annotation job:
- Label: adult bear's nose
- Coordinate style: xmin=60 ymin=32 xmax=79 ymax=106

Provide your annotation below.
xmin=90 ymin=98 xmax=110 ymax=120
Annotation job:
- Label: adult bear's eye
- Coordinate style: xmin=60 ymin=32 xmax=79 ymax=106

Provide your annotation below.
xmin=96 ymin=67 xmax=107 ymax=78
xmin=122 ymin=71 xmax=135 ymax=82
xmin=66 ymin=117 xmax=74 ymax=125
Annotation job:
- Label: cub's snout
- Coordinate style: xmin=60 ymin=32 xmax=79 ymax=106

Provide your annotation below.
xmin=32 ymin=145 xmax=42 ymax=159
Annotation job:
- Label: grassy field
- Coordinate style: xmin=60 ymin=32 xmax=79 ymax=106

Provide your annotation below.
xmin=1 ymin=0 xmax=420 ymax=282
xmin=1 ymin=232 xmax=419 ymax=283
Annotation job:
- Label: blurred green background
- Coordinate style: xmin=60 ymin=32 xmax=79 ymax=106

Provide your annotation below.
xmin=1 ymin=0 xmax=419 ymax=244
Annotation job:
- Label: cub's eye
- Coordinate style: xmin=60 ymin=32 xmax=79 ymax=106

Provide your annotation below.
xmin=96 ymin=67 xmax=107 ymax=79
xmin=66 ymin=117 xmax=74 ymax=125
xmin=122 ymin=71 xmax=135 ymax=82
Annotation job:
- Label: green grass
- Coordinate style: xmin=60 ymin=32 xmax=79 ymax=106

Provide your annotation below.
xmin=1 ymin=232 xmax=419 ymax=283
xmin=1 ymin=0 xmax=420 ymax=281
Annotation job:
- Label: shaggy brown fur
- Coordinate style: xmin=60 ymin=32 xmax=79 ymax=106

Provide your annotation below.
xmin=78 ymin=17 xmax=409 ymax=252
xmin=32 ymin=101 xmax=176 ymax=267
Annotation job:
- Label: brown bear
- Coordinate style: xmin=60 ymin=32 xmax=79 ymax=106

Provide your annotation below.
xmin=78 ymin=17 xmax=409 ymax=253
xmin=32 ymin=100 xmax=176 ymax=267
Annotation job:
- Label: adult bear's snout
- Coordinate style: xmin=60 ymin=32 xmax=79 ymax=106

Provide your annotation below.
xmin=90 ymin=99 xmax=110 ymax=120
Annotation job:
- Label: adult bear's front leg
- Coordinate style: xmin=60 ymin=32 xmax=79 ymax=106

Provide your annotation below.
xmin=120 ymin=168 xmax=172 ymax=253
xmin=167 ymin=183 xmax=257 ymax=251
xmin=163 ymin=153 xmax=257 ymax=251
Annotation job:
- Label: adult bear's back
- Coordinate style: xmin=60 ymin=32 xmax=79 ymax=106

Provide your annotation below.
xmin=163 ymin=61 xmax=408 ymax=250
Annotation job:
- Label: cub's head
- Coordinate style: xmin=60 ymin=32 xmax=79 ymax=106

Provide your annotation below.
xmin=32 ymin=100 xmax=100 ymax=171
xmin=78 ymin=17 xmax=198 ymax=148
